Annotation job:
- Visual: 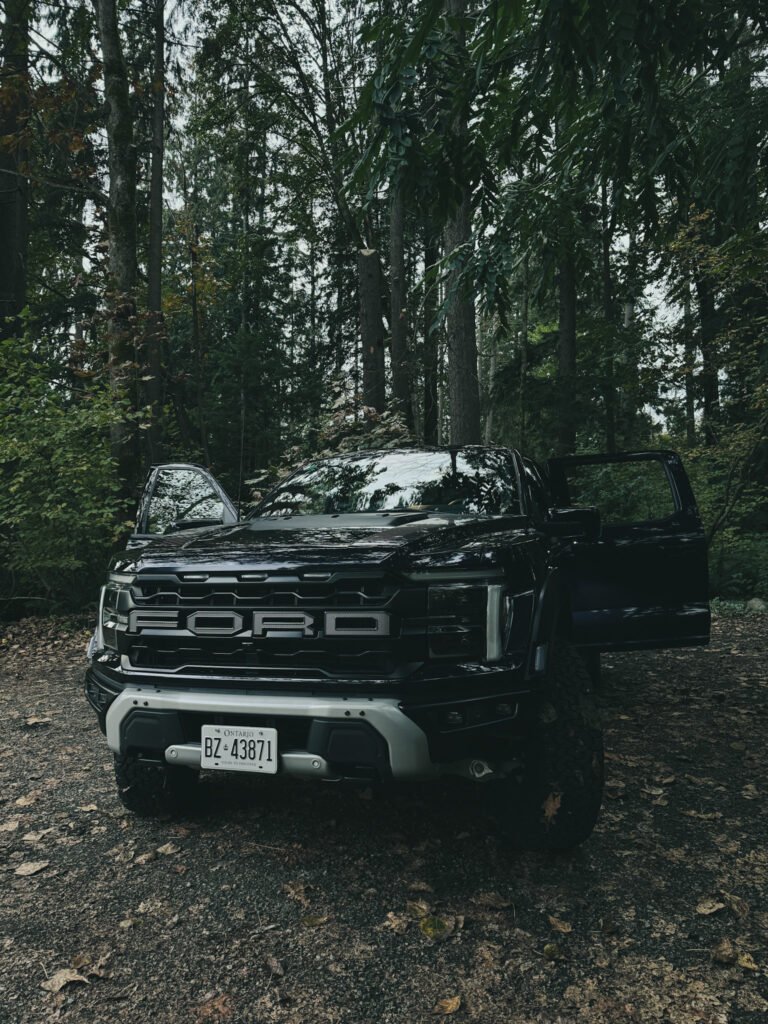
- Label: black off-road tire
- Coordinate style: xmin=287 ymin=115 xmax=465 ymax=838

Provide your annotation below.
xmin=114 ymin=754 xmax=199 ymax=817
xmin=485 ymin=641 xmax=604 ymax=851
xmin=581 ymin=649 xmax=602 ymax=690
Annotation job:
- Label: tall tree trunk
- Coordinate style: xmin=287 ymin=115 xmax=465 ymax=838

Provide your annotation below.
xmin=600 ymin=182 xmax=617 ymax=453
xmin=389 ymin=182 xmax=412 ymax=427
xmin=423 ymin=224 xmax=439 ymax=445
xmin=144 ymin=0 xmax=165 ymax=464
xmin=518 ymin=255 xmax=529 ymax=449
xmin=0 ymin=0 xmax=30 ymax=340
xmin=94 ymin=0 xmax=138 ymax=494
xmin=358 ymin=248 xmax=385 ymax=411
xmin=483 ymin=322 xmax=497 ymax=443
xmin=443 ymin=0 xmax=481 ymax=444
xmin=694 ymin=273 xmax=720 ymax=446
xmin=556 ymin=246 xmax=577 ymax=455
xmin=683 ymin=289 xmax=696 ymax=446
xmin=444 ymin=193 xmax=481 ymax=443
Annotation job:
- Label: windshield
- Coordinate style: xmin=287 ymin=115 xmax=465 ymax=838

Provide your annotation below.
xmin=253 ymin=448 xmax=521 ymax=517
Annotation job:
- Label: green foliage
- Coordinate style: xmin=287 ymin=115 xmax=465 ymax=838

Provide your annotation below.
xmin=0 ymin=335 xmax=128 ymax=613
xmin=245 ymin=381 xmax=415 ymax=504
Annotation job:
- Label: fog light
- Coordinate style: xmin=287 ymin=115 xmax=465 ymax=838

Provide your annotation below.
xmin=444 ymin=710 xmax=464 ymax=726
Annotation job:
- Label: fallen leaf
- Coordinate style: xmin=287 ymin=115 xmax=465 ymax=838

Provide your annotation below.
xmin=281 ymin=881 xmax=309 ymax=907
xmin=722 ymin=892 xmax=749 ymax=918
xmin=472 ymin=892 xmax=512 ymax=910
xmin=548 ymin=915 xmax=573 ymax=934
xmin=696 ymin=899 xmax=726 ymax=916
xmin=0 ymin=818 xmax=20 ymax=832
xmin=78 ymin=804 xmax=98 ymax=813
xmin=41 ymin=968 xmax=89 ymax=993
xmin=14 ymin=791 xmax=41 ymax=807
xmin=383 ymin=912 xmax=409 ymax=934
xmin=433 ymin=995 xmax=461 ymax=1015
xmin=542 ymin=792 xmax=562 ymax=824
xmin=156 ymin=842 xmax=181 ymax=856
xmin=265 ymin=955 xmax=284 ymax=977
xmin=407 ymin=880 xmax=434 ymax=893
xmin=23 ymin=829 xmax=54 ymax=843
xmin=641 ymin=786 xmax=665 ymax=797
xmin=134 ymin=851 xmax=157 ymax=866
xmin=712 ymin=938 xmax=737 ymax=964
xmin=301 ymin=914 xmax=330 ymax=928
xmin=25 ymin=716 xmax=52 ymax=728
xmin=419 ymin=916 xmax=455 ymax=942
xmin=195 ymin=993 xmax=233 ymax=1021
xmin=737 ymin=951 xmax=758 ymax=971
xmin=407 ymin=899 xmax=431 ymax=919
xmin=15 ymin=860 xmax=50 ymax=877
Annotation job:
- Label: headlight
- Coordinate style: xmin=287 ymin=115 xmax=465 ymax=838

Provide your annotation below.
xmin=426 ymin=581 xmax=509 ymax=661
xmin=101 ymin=574 xmax=135 ymax=649
xmin=107 ymin=571 xmax=136 ymax=586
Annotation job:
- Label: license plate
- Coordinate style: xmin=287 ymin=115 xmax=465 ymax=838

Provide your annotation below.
xmin=200 ymin=725 xmax=278 ymax=774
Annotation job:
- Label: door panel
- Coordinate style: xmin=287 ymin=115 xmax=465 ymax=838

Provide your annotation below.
xmin=132 ymin=464 xmax=237 ymax=542
xmin=546 ymin=450 xmax=710 ymax=651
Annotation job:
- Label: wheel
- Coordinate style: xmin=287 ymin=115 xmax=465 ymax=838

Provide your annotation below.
xmin=114 ymin=753 xmax=199 ymax=817
xmin=485 ymin=641 xmax=604 ymax=851
xmin=581 ymin=649 xmax=602 ymax=689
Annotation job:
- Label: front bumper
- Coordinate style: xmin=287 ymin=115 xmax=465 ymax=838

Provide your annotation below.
xmin=102 ymin=682 xmax=525 ymax=782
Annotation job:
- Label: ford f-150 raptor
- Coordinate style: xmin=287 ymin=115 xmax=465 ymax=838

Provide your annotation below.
xmin=85 ymin=446 xmax=709 ymax=849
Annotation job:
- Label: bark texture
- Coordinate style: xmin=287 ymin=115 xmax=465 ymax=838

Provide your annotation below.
xmin=389 ymin=183 xmax=412 ymax=426
xmin=694 ymin=273 xmax=720 ymax=446
xmin=422 ymin=225 xmax=440 ymax=445
xmin=556 ymin=247 xmax=578 ymax=455
xmin=442 ymin=0 xmax=480 ymax=445
xmin=0 ymin=0 xmax=30 ymax=339
xmin=95 ymin=0 xmax=139 ymax=491
xmin=358 ymin=248 xmax=386 ymax=411
xmin=144 ymin=0 xmax=165 ymax=463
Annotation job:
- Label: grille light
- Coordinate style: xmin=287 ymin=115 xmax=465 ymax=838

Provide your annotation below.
xmin=485 ymin=584 xmax=507 ymax=662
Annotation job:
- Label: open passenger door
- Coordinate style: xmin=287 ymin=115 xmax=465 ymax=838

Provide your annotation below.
xmin=130 ymin=463 xmax=237 ymax=545
xmin=546 ymin=450 xmax=710 ymax=651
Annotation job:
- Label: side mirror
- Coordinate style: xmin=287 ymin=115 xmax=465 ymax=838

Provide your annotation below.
xmin=543 ymin=506 xmax=601 ymax=541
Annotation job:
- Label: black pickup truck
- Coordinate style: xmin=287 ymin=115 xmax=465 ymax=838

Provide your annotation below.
xmin=85 ymin=446 xmax=709 ymax=849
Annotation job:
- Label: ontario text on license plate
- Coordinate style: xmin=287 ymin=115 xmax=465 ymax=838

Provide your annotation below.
xmin=200 ymin=725 xmax=278 ymax=774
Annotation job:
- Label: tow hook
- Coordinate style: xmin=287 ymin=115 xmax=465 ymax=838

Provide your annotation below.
xmin=468 ymin=759 xmax=495 ymax=781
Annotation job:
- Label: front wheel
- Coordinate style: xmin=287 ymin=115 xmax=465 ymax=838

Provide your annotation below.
xmin=484 ymin=642 xmax=604 ymax=851
xmin=114 ymin=754 xmax=199 ymax=817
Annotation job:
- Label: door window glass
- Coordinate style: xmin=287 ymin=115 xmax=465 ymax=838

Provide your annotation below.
xmin=562 ymin=460 xmax=677 ymax=524
xmin=522 ymin=458 xmax=548 ymax=520
xmin=147 ymin=468 xmax=226 ymax=534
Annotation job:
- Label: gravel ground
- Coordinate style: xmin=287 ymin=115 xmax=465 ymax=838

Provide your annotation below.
xmin=1 ymin=616 xmax=767 ymax=1024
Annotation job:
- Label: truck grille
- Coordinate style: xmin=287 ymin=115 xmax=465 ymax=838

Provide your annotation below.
xmin=124 ymin=571 xmax=426 ymax=680
xmin=133 ymin=575 xmax=396 ymax=608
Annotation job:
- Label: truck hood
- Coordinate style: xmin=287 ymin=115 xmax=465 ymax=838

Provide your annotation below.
xmin=115 ymin=512 xmax=530 ymax=575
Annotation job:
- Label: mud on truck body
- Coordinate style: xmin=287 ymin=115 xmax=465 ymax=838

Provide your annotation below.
xmin=86 ymin=446 xmax=709 ymax=849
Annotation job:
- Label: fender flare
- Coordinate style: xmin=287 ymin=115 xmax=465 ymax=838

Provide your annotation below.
xmin=528 ymin=569 xmax=569 ymax=676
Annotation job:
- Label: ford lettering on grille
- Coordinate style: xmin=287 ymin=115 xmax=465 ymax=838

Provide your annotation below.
xmin=184 ymin=610 xmax=391 ymax=638
xmin=187 ymin=610 xmax=244 ymax=636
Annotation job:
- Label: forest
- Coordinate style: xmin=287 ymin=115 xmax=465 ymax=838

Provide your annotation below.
xmin=0 ymin=0 xmax=766 ymax=612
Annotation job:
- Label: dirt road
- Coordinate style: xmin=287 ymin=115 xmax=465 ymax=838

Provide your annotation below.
xmin=1 ymin=616 xmax=766 ymax=1023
